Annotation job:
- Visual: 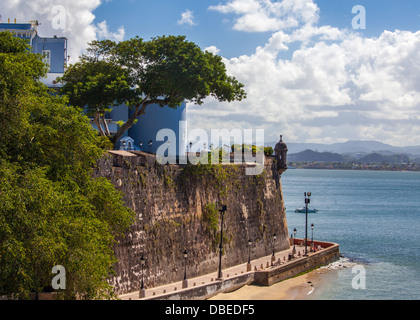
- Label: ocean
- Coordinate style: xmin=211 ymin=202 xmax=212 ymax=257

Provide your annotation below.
xmin=281 ymin=169 xmax=420 ymax=300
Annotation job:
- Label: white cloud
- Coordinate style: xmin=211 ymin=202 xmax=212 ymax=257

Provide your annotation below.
xmin=177 ymin=9 xmax=196 ymax=26
xmin=204 ymin=45 xmax=220 ymax=55
xmin=191 ymin=1 xmax=420 ymax=146
xmin=0 ymin=0 xmax=125 ymax=63
xmin=96 ymin=20 xmax=124 ymax=42
xmin=209 ymin=0 xmax=319 ymax=32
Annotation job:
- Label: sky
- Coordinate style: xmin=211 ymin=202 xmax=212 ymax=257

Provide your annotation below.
xmin=1 ymin=0 xmax=420 ymax=146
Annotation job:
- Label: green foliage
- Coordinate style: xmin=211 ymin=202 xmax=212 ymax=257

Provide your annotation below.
xmin=0 ymin=32 xmax=135 ymax=299
xmin=230 ymin=143 xmax=264 ymax=154
xmin=59 ymin=35 xmax=246 ymax=146
xmin=59 ymin=60 xmax=132 ymax=116
xmin=264 ymin=146 xmax=273 ymax=156
xmin=201 ymin=203 xmax=231 ymax=252
xmin=97 ymin=136 xmax=115 ymax=151
xmin=164 ymin=175 xmax=174 ymax=189
xmin=202 ymin=203 xmax=219 ymax=232
xmin=181 ymin=162 xmax=240 ymax=200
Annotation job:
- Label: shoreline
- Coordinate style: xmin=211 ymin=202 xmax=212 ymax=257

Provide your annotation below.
xmin=208 ymin=269 xmax=322 ymax=300
xmin=209 ymin=257 xmax=351 ymax=300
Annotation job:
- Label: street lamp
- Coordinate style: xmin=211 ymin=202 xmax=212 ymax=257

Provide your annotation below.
xmin=272 ymin=233 xmax=277 ymax=261
xmin=167 ymin=140 xmax=171 ymax=158
xmin=183 ymin=250 xmax=188 ymax=280
xmin=182 ymin=250 xmax=188 ymax=288
xmin=217 ymin=205 xmax=227 ymax=280
xmin=148 ymin=140 xmax=153 ymax=153
xmin=311 ymin=223 xmax=314 ymax=252
xmin=293 ymin=228 xmax=297 ymax=255
xmin=139 ymin=142 xmax=143 ymax=151
xmin=139 ymin=255 xmax=146 ymax=298
xmin=304 ymin=192 xmax=312 ymax=256
xmin=247 ymin=239 xmax=252 ymax=272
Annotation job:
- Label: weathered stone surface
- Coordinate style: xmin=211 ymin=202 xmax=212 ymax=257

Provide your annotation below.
xmin=94 ymin=151 xmax=289 ymax=294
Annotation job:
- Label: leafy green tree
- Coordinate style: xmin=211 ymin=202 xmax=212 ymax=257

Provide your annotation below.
xmin=59 ymin=35 xmax=246 ymax=147
xmin=58 ymin=59 xmax=132 ymax=137
xmin=0 ymin=31 xmax=134 ymax=299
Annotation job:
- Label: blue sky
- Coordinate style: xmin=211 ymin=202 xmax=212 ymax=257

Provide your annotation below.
xmin=94 ymin=1 xmax=420 ymax=50
xmin=93 ymin=0 xmax=420 ymax=58
xmin=2 ymin=0 xmax=420 ymax=146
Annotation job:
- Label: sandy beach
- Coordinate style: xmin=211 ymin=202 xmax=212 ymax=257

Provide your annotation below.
xmin=209 ymin=264 xmax=339 ymax=300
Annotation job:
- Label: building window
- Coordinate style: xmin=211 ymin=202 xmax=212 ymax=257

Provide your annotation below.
xmin=42 ymin=50 xmax=51 ymax=71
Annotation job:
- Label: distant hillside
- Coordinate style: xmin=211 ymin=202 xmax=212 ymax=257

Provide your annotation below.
xmin=288 ymin=149 xmax=346 ymax=162
xmin=358 ymin=153 xmax=410 ymax=164
xmin=267 ymin=140 xmax=420 ymax=158
xmin=288 ymin=149 xmax=411 ymax=164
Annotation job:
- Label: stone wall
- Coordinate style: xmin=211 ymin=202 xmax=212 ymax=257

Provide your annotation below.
xmin=145 ymin=241 xmax=339 ymax=300
xmin=94 ymin=151 xmax=289 ymax=294
xmin=253 ymin=241 xmax=340 ymax=286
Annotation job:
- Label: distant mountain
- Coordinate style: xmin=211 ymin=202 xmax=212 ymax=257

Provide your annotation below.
xmin=288 ymin=149 xmax=411 ymax=165
xmin=267 ymin=140 xmax=420 ymax=158
xmin=358 ymin=153 xmax=410 ymax=164
xmin=288 ymin=149 xmax=346 ymax=162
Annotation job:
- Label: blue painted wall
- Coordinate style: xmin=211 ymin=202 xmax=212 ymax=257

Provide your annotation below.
xmin=0 ymin=22 xmax=67 ymax=73
xmin=31 ymin=34 xmax=67 ymax=73
xmin=128 ymin=103 xmax=187 ymax=155
xmin=107 ymin=103 xmax=187 ymax=155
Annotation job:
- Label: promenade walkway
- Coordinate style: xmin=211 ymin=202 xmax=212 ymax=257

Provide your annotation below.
xmin=119 ymin=243 xmax=314 ymax=300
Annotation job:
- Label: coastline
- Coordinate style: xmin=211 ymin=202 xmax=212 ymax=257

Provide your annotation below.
xmin=209 ymin=257 xmax=350 ymax=300
xmin=208 ymin=269 xmax=321 ymax=300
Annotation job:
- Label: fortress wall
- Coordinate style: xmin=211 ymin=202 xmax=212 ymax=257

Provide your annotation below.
xmin=94 ymin=151 xmax=288 ymax=294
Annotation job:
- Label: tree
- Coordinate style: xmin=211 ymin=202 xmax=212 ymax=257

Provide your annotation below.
xmin=0 ymin=31 xmax=135 ymax=299
xmin=58 ymin=59 xmax=132 ymax=137
xmin=59 ymin=35 xmax=246 ymax=147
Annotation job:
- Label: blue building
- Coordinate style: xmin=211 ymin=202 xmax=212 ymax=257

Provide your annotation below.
xmin=0 ymin=20 xmax=68 ymax=88
xmin=109 ymin=103 xmax=187 ymax=155
xmin=0 ymin=20 xmax=187 ymax=155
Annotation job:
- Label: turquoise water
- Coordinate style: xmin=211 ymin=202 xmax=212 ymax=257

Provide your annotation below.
xmin=281 ymin=169 xmax=420 ymax=300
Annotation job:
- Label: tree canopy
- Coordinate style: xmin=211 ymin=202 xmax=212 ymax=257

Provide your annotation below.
xmin=59 ymin=35 xmax=246 ymax=146
xmin=0 ymin=31 xmax=134 ymax=299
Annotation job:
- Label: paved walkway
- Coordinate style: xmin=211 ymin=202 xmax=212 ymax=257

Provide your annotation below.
xmin=119 ymin=243 xmax=312 ymax=300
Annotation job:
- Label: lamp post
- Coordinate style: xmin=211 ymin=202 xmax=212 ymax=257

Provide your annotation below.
xmin=271 ymin=233 xmax=277 ymax=261
xmin=148 ymin=140 xmax=153 ymax=153
xmin=293 ymin=228 xmax=297 ymax=255
xmin=304 ymin=192 xmax=311 ymax=256
xmin=217 ymin=205 xmax=227 ymax=280
xmin=139 ymin=255 xmax=146 ymax=298
xmin=167 ymin=140 xmax=171 ymax=158
xmin=247 ymin=239 xmax=252 ymax=272
xmin=182 ymin=250 xmax=188 ymax=288
xmin=139 ymin=142 xmax=143 ymax=151
xmin=311 ymin=223 xmax=314 ymax=252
